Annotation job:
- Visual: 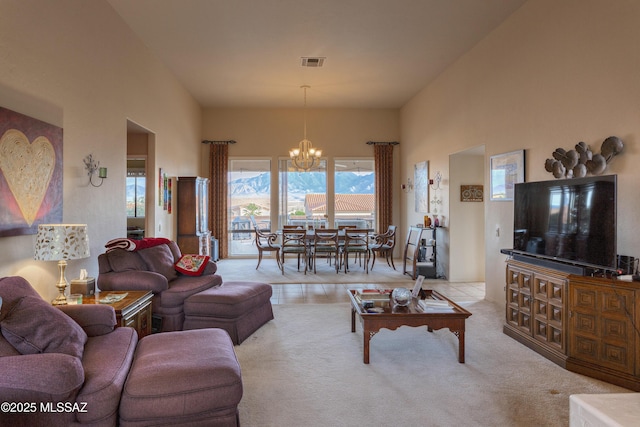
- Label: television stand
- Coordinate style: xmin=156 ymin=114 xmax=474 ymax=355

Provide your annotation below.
xmin=504 ymin=257 xmax=640 ymax=391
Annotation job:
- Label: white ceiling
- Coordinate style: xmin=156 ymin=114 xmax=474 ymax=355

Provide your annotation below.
xmin=107 ymin=0 xmax=526 ymax=109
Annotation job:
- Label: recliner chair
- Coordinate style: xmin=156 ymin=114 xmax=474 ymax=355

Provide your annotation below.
xmin=97 ymin=240 xmax=221 ymax=331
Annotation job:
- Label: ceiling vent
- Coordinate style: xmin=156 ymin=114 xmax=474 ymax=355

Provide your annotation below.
xmin=301 ymin=57 xmax=326 ymax=67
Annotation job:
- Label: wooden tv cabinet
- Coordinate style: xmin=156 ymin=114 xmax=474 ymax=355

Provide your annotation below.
xmin=504 ymin=259 xmax=640 ymax=391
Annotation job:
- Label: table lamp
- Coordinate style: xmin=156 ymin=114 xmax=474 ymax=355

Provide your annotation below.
xmin=34 ymin=224 xmax=90 ymax=305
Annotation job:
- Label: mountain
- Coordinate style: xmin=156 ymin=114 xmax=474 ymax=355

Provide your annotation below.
xmin=229 ymin=172 xmax=374 ymax=195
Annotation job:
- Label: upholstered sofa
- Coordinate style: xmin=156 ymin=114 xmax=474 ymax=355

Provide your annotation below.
xmin=0 ymin=276 xmax=243 ymax=427
xmin=98 ymin=240 xmax=222 ymax=332
xmin=98 ymin=239 xmax=274 ymax=343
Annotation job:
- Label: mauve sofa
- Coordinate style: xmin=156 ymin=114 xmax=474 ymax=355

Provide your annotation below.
xmin=98 ymin=240 xmax=274 ymax=343
xmin=0 ymin=276 xmax=243 ymax=427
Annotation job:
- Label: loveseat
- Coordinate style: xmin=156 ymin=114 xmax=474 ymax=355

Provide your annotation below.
xmin=0 ymin=276 xmax=243 ymax=427
xmin=98 ymin=239 xmax=274 ymax=343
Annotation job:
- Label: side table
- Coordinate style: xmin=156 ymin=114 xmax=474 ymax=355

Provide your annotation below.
xmin=79 ymin=290 xmax=153 ymax=339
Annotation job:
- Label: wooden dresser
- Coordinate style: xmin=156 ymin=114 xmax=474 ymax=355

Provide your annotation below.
xmin=504 ymin=259 xmax=640 ymax=391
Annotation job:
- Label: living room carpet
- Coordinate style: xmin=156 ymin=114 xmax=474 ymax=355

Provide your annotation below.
xmin=234 ymin=300 xmax=629 ymax=427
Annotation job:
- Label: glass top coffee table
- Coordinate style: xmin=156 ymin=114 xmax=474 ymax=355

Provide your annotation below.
xmin=348 ymin=288 xmax=472 ymax=364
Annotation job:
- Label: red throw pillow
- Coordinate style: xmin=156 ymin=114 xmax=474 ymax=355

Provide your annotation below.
xmin=175 ymin=254 xmax=211 ymax=276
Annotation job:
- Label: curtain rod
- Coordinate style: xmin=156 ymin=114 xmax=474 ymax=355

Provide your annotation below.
xmin=201 ymin=140 xmax=237 ymax=145
xmin=366 ymin=141 xmax=399 ymax=145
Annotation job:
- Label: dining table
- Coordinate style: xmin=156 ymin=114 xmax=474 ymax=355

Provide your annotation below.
xmin=277 ymin=228 xmax=374 ymax=273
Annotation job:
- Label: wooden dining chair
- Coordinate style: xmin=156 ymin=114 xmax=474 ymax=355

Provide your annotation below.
xmin=370 ymin=225 xmax=397 ymax=270
xmin=254 ymin=227 xmax=282 ymax=271
xmin=281 ymin=229 xmax=308 ymax=274
xmin=311 ymin=229 xmax=340 ymax=273
xmin=342 ymin=228 xmax=370 ymax=273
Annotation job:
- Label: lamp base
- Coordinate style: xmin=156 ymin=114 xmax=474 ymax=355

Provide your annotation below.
xmin=52 ymin=293 xmax=68 ymax=306
xmin=52 ymin=259 xmax=68 ymax=306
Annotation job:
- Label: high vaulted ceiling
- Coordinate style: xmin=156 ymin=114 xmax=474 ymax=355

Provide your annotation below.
xmin=108 ymin=0 xmax=526 ymax=109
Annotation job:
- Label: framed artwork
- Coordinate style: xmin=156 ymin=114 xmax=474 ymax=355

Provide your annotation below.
xmin=490 ymin=150 xmax=525 ymax=201
xmin=460 ymin=185 xmax=483 ymax=202
xmin=0 ymin=107 xmax=63 ymax=237
xmin=414 ymin=161 xmax=429 ymax=213
xmin=158 ymin=168 xmax=163 ymax=206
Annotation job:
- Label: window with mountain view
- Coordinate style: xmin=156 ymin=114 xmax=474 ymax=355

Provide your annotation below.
xmin=334 ymin=159 xmax=375 ymax=230
xmin=226 ymin=158 xmax=374 ymax=256
xmin=279 ymin=159 xmax=328 ymax=229
xmin=126 ymin=161 xmax=146 ymax=218
xmin=228 ymin=159 xmax=271 ymax=255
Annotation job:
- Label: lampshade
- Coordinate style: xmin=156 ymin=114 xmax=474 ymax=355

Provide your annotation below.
xmin=34 ymin=224 xmax=90 ymax=305
xmin=34 ymin=224 xmax=90 ymax=261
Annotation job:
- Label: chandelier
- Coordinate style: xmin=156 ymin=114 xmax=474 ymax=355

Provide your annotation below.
xmin=289 ymin=85 xmax=322 ymax=171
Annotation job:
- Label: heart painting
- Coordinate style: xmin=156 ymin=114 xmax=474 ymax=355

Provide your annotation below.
xmin=0 ymin=107 xmax=62 ymax=237
xmin=0 ymin=129 xmax=55 ymax=226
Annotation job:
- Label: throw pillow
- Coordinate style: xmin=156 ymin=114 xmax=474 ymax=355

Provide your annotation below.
xmin=138 ymin=244 xmax=178 ymax=282
xmin=0 ymin=296 xmax=88 ymax=359
xmin=175 ymin=254 xmax=211 ymax=276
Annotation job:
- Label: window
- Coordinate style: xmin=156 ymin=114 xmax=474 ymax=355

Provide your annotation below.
xmin=279 ymin=158 xmax=327 ymax=229
xmin=126 ymin=159 xmax=146 ymax=217
xmin=225 ymin=157 xmax=374 ymax=256
xmin=228 ymin=159 xmax=271 ymax=255
xmin=334 ymin=159 xmax=375 ymax=229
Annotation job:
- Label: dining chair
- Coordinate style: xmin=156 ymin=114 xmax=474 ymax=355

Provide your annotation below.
xmin=342 ymin=228 xmax=370 ymax=273
xmin=311 ymin=229 xmax=340 ymax=273
xmin=254 ymin=227 xmax=282 ymax=271
xmin=281 ymin=229 xmax=308 ymax=274
xmin=370 ymin=225 xmax=397 ymax=270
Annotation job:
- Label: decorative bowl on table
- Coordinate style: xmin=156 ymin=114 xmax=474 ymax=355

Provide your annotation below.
xmin=391 ymin=287 xmax=412 ymax=306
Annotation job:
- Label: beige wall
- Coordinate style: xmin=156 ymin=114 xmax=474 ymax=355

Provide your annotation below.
xmin=201 ymin=107 xmax=401 ymax=235
xmin=401 ymin=0 xmax=640 ymax=302
xmin=449 ymin=150 xmax=485 ymax=282
xmin=0 ymin=0 xmax=202 ymax=300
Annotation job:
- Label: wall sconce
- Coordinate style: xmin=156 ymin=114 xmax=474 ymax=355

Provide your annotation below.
xmin=429 ymin=171 xmax=442 ymax=190
xmin=83 ymin=154 xmax=107 ymax=187
xmin=401 ymin=178 xmax=413 ymax=193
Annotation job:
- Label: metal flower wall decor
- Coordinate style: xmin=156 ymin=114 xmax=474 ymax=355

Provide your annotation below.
xmin=544 ymin=136 xmax=624 ymax=179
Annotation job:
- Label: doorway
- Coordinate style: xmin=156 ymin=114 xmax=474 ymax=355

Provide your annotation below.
xmin=126 ymin=120 xmax=155 ymax=238
xmin=449 ymin=146 xmax=485 ymax=282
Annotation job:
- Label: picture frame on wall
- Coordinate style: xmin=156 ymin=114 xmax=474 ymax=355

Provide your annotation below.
xmin=490 ymin=150 xmax=525 ymax=201
xmin=414 ymin=161 xmax=429 ymax=213
xmin=0 ymin=107 xmax=63 ymax=237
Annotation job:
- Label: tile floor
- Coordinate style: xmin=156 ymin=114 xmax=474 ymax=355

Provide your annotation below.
xmin=270 ymin=281 xmax=486 ymax=304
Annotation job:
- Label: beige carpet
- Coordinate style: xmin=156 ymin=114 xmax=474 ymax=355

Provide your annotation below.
xmin=234 ymin=301 xmax=629 ymax=427
xmin=217 ymin=257 xmax=416 ymax=284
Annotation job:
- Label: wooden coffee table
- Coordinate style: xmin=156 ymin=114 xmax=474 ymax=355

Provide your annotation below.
xmin=348 ymin=289 xmax=472 ymax=364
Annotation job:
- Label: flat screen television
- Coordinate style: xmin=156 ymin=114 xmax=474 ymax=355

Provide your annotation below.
xmin=512 ymin=174 xmax=617 ymax=269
